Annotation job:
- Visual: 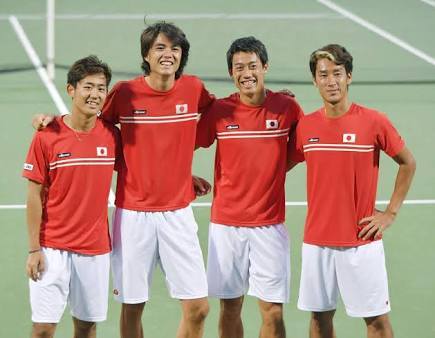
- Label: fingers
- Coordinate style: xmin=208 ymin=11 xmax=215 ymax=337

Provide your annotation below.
xmin=358 ymin=215 xmax=375 ymax=225
xmin=192 ymin=176 xmax=211 ymax=196
xmin=26 ymin=254 xmax=44 ymax=281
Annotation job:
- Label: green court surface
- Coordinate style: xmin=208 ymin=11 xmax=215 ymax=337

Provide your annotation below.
xmin=1 ymin=0 xmax=434 ymax=337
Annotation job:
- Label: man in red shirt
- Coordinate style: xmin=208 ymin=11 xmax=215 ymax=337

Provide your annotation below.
xmin=99 ymin=22 xmax=213 ymax=338
xmin=196 ymin=37 xmax=303 ymax=338
xmin=33 ymin=22 xmax=214 ymax=338
xmin=23 ymin=56 xmax=120 ymax=338
xmin=288 ymin=44 xmax=416 ymax=338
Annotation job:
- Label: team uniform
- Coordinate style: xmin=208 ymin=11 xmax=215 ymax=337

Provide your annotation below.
xmin=289 ymin=103 xmax=405 ymax=317
xmin=102 ymin=75 xmax=214 ymax=302
xmin=22 ymin=116 xmax=120 ymax=322
xmin=196 ymin=90 xmax=303 ymax=302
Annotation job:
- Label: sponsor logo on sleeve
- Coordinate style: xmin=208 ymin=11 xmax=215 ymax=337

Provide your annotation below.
xmin=57 ymin=152 xmax=71 ymax=158
xmin=343 ymin=133 xmax=356 ymax=143
xmin=175 ymin=104 xmax=188 ymax=114
xmin=266 ymin=120 xmax=279 ymax=129
xmin=226 ymin=124 xmax=240 ymax=130
xmin=23 ymin=163 xmax=34 ymax=171
xmin=308 ymin=137 xmax=320 ymax=143
xmin=133 ymin=109 xmax=147 ymax=114
xmin=97 ymin=147 xmax=108 ymax=157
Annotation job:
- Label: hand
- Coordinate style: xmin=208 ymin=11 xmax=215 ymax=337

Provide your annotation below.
xmin=192 ymin=175 xmax=211 ymax=197
xmin=358 ymin=208 xmax=396 ymax=240
xmin=278 ymin=88 xmax=295 ymax=98
xmin=32 ymin=114 xmax=54 ymax=130
xmin=26 ymin=251 xmax=45 ymax=281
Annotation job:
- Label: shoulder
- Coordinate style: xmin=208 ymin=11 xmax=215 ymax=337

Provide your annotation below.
xmin=98 ymin=118 xmax=120 ymax=136
xmin=267 ymin=90 xmax=303 ymax=113
xmin=178 ymin=74 xmax=204 ymax=87
xmin=298 ymin=108 xmax=322 ymax=125
xmin=352 ymin=103 xmax=390 ymax=124
xmin=109 ymin=76 xmax=142 ymax=93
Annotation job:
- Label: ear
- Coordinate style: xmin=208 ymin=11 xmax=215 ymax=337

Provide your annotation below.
xmin=66 ymin=84 xmax=75 ymax=98
xmin=312 ymin=77 xmax=318 ymax=88
xmin=263 ymin=63 xmax=269 ymax=72
xmin=347 ymin=72 xmax=352 ymax=85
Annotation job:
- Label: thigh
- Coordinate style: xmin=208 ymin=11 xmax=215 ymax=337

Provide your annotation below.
xmin=111 ymin=207 xmax=158 ymax=303
xmin=157 ymin=205 xmax=208 ymax=299
xmin=247 ymin=224 xmax=290 ymax=303
xmin=207 ymin=223 xmax=250 ymax=299
xmin=336 ymin=240 xmax=390 ymax=317
xmin=69 ymin=252 xmax=110 ymax=322
xmin=297 ymin=243 xmax=339 ymax=312
xmin=30 ymin=247 xmax=70 ymax=323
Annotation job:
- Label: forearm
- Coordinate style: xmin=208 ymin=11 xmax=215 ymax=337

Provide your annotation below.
xmin=26 ymin=182 xmax=43 ymax=251
xmin=386 ymin=159 xmax=416 ymax=216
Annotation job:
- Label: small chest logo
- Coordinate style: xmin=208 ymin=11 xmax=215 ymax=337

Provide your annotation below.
xmin=343 ymin=133 xmax=356 ymax=143
xmin=266 ymin=120 xmax=279 ymax=129
xmin=23 ymin=163 xmax=34 ymax=171
xmin=97 ymin=147 xmax=108 ymax=157
xmin=175 ymin=104 xmax=188 ymax=114
xmin=57 ymin=152 xmax=71 ymax=158
xmin=308 ymin=137 xmax=319 ymax=143
xmin=133 ymin=109 xmax=147 ymax=115
xmin=226 ymin=124 xmax=239 ymax=130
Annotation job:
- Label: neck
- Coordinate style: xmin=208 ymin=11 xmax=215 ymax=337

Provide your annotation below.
xmin=145 ymin=73 xmax=175 ymax=92
xmin=64 ymin=112 xmax=97 ymax=132
xmin=240 ymin=89 xmax=267 ymax=106
xmin=324 ymin=98 xmax=351 ymax=118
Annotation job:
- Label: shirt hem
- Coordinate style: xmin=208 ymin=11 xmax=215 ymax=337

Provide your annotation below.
xmin=41 ymin=243 xmax=111 ymax=256
xmin=303 ymin=238 xmax=381 ymax=247
xmin=115 ymin=201 xmax=192 ymax=212
xmin=210 ymin=218 xmax=285 ymax=227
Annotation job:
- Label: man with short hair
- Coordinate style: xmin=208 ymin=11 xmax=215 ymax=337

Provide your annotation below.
xmin=23 ymin=55 xmax=120 ymax=338
xmin=196 ymin=36 xmax=303 ymax=338
xmin=288 ymin=44 xmax=416 ymax=338
xmin=101 ymin=22 xmax=214 ymax=338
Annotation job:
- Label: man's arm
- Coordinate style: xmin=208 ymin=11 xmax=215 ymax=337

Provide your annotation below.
xmin=26 ymin=180 xmax=45 ymax=281
xmin=32 ymin=114 xmax=55 ymax=130
xmin=358 ymin=146 xmax=416 ymax=240
xmin=192 ymin=175 xmax=212 ymax=197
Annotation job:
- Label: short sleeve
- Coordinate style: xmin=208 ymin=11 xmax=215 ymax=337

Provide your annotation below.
xmin=375 ymin=113 xmax=405 ymax=157
xmin=101 ymin=82 xmax=121 ymax=124
xmin=22 ymin=132 xmax=49 ymax=184
xmin=198 ymin=81 xmax=215 ymax=115
xmin=196 ymin=103 xmax=217 ymax=148
xmin=112 ymin=126 xmax=124 ymax=172
xmin=287 ymin=121 xmax=305 ymax=163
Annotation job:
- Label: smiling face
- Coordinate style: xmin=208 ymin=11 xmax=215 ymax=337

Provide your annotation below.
xmin=144 ymin=33 xmax=182 ymax=79
xmin=230 ymin=51 xmax=268 ymax=104
xmin=313 ymin=57 xmax=352 ymax=105
xmin=67 ymin=73 xmax=107 ymax=117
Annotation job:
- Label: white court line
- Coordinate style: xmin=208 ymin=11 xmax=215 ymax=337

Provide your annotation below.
xmin=0 ymin=12 xmax=343 ymax=21
xmin=2 ymin=199 xmax=435 ymax=210
xmin=420 ymin=0 xmax=435 ymax=7
xmin=8 ymin=15 xmax=116 ymax=205
xmin=316 ymin=0 xmax=435 ymax=67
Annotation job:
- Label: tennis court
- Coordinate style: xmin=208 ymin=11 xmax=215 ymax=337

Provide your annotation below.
xmin=1 ymin=0 xmax=434 ymax=337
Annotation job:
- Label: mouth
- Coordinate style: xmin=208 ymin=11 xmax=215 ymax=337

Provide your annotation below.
xmin=86 ymin=100 xmax=100 ymax=108
xmin=160 ymin=60 xmax=174 ymax=67
xmin=239 ymin=79 xmax=257 ymax=89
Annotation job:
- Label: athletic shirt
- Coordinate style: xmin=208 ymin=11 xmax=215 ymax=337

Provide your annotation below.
xmin=102 ymin=75 xmax=214 ymax=211
xmin=289 ymin=103 xmax=405 ymax=246
xmin=22 ymin=117 xmax=121 ymax=255
xmin=196 ymin=91 xmax=303 ymax=226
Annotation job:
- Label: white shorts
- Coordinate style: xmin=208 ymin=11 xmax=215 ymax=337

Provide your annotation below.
xmin=111 ymin=206 xmax=208 ymax=303
xmin=29 ymin=247 xmax=110 ymax=323
xmin=297 ymin=240 xmax=391 ymax=317
xmin=207 ymin=222 xmax=290 ymax=303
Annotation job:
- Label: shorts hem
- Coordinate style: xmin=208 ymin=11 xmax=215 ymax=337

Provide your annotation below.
xmin=172 ymin=293 xmax=208 ymax=300
xmin=297 ymin=304 xmax=336 ymax=312
xmin=114 ymin=297 xmax=149 ymax=304
xmin=346 ymin=307 xmax=391 ymax=318
xmin=70 ymin=314 xmax=107 ymax=322
xmin=32 ymin=317 xmax=61 ymax=324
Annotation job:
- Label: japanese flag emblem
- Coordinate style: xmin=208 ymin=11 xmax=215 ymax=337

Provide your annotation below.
xmin=343 ymin=133 xmax=356 ymax=143
xmin=266 ymin=120 xmax=279 ymax=129
xmin=175 ymin=104 xmax=188 ymax=114
xmin=97 ymin=147 xmax=108 ymax=157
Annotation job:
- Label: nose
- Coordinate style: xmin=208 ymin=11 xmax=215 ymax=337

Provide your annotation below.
xmin=89 ymin=87 xmax=99 ymax=98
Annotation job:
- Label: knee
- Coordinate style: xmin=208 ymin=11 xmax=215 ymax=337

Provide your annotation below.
xmin=122 ymin=303 xmax=145 ymax=320
xmin=221 ymin=298 xmax=243 ymax=318
xmin=185 ymin=299 xmax=209 ymax=323
xmin=32 ymin=323 xmax=56 ymax=338
xmin=365 ymin=314 xmax=393 ymax=334
xmin=260 ymin=303 xmax=284 ymax=326
xmin=311 ymin=311 xmax=334 ymax=330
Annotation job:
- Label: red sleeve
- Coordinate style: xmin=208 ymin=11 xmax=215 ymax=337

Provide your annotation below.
xmin=375 ymin=113 xmax=405 ymax=157
xmin=113 ymin=126 xmax=124 ymax=172
xmin=101 ymin=82 xmax=121 ymax=124
xmin=22 ymin=132 xmax=49 ymax=184
xmin=287 ymin=121 xmax=305 ymax=163
xmin=196 ymin=103 xmax=217 ymax=148
xmin=198 ymin=81 xmax=215 ymax=114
